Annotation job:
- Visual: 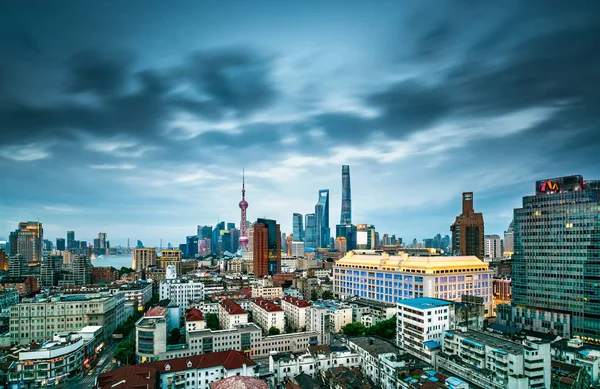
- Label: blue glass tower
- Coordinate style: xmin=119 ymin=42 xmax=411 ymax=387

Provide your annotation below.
xmin=315 ymin=189 xmax=330 ymax=248
xmin=292 ymin=213 xmax=304 ymax=242
xmin=340 ymin=165 xmax=351 ymax=224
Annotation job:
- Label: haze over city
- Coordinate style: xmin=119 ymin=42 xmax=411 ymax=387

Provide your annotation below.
xmin=1 ymin=1 xmax=599 ymax=246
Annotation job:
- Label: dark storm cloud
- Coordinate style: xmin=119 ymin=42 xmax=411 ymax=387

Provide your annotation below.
xmin=185 ymin=49 xmax=278 ymax=116
xmin=66 ymin=50 xmax=131 ymax=96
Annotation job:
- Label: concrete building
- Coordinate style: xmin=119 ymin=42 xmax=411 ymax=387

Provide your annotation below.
xmin=132 ymin=247 xmax=157 ymax=271
xmin=396 ymin=297 xmax=452 ymax=364
xmin=306 ymin=304 xmax=331 ymax=345
xmin=7 ymin=326 xmax=103 ymax=388
xmin=311 ymin=301 xmax=352 ymax=333
xmin=281 ymin=295 xmax=311 ymax=331
xmin=253 ymin=219 xmax=281 ymax=278
xmin=0 ymin=289 xmax=19 ymax=313
xmin=9 ymin=222 xmax=43 ymax=263
xmin=438 ymin=329 xmax=551 ymax=389
xmin=9 ymin=294 xmax=120 ymax=345
xmin=250 ymin=297 xmax=284 ymax=334
xmin=136 ymin=306 xmax=170 ymax=362
xmin=484 ymin=234 xmax=503 ymax=261
xmin=290 ymin=241 xmax=305 ymax=257
xmin=551 ymin=338 xmax=600 ymax=385
xmin=346 ymin=297 xmax=397 ymax=326
xmin=159 ymin=278 xmax=205 ymax=312
xmin=218 ymin=299 xmax=248 ymax=329
xmin=91 ymin=266 xmax=118 ymax=284
xmin=252 ymin=331 xmax=319 ymax=358
xmin=113 ymin=282 xmax=153 ymax=308
xmin=333 ymin=250 xmax=493 ymax=315
xmin=251 ymin=286 xmax=283 ymax=300
xmin=185 ymin=307 xmax=206 ymax=333
xmin=158 ymin=249 xmax=183 ymax=277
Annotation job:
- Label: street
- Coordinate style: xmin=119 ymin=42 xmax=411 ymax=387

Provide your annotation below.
xmin=73 ymin=341 xmax=121 ymax=389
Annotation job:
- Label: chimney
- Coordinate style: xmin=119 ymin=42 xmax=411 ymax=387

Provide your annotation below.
xmin=462 ymin=192 xmax=474 ymax=213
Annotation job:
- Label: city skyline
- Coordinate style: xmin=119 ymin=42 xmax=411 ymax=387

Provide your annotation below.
xmin=1 ymin=1 xmax=600 ymax=245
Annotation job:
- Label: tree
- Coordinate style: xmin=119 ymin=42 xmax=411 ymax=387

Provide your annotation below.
xmin=268 ymin=327 xmax=281 ymax=336
xmin=118 ymin=267 xmax=135 ymax=278
xmin=168 ymin=328 xmax=181 ymax=345
xmin=114 ymin=334 xmax=136 ymax=365
xmin=322 ymin=290 xmax=334 ymax=300
xmin=205 ymin=313 xmax=220 ymax=330
xmin=342 ymin=322 xmax=366 ymax=337
xmin=310 ymin=290 xmax=319 ymax=301
xmin=364 ymin=317 xmax=396 ymax=339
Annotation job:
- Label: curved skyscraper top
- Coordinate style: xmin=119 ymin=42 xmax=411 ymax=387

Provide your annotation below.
xmin=340 ymin=165 xmax=351 ymax=224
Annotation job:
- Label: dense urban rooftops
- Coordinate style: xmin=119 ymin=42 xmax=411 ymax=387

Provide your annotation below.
xmin=446 ymin=329 xmax=525 ymax=355
xmin=220 ymin=299 xmax=247 ymax=315
xmin=253 ymin=297 xmax=283 ymax=312
xmin=349 ymin=337 xmax=400 ymax=357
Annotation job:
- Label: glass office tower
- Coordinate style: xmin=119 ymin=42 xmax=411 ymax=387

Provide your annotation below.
xmin=510 ymin=175 xmax=600 ymax=342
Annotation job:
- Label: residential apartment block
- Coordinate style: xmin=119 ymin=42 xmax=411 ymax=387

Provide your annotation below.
xmin=250 ymin=297 xmax=284 ymax=334
xmin=159 ymin=278 xmax=205 ymax=312
xmin=281 ymin=295 xmax=311 ymax=331
xmin=218 ymin=299 xmax=248 ymax=330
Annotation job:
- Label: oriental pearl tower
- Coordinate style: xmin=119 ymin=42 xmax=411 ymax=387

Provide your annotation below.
xmin=238 ymin=169 xmax=249 ymax=251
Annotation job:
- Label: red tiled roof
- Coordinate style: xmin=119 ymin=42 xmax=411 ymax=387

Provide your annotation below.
xmin=145 ymin=350 xmax=255 ymax=373
xmin=185 ymin=307 xmax=204 ymax=322
xmin=220 ymin=299 xmax=247 ymax=315
xmin=210 ymin=376 xmax=268 ymax=389
xmin=95 ymin=365 xmax=158 ymax=389
xmin=240 ymin=288 xmax=252 ymax=297
xmin=253 ymin=297 xmax=284 ymax=312
xmin=145 ymin=306 xmax=167 ymax=317
xmin=282 ymin=295 xmax=311 ymax=308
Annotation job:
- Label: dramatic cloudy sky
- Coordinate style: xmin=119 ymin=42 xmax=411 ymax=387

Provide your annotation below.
xmin=1 ymin=1 xmax=599 ymax=246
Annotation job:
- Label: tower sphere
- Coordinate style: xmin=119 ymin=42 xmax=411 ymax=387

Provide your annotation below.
xmin=239 ymin=200 xmax=248 ymax=209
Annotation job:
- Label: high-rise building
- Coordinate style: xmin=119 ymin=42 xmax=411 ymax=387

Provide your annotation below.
xmin=0 ymin=248 xmax=7 ymax=271
xmin=132 ymin=248 xmax=157 ymax=271
xmin=73 ymin=256 xmax=92 ymax=285
xmin=340 ymin=165 xmax=351 ymax=225
xmin=56 ymin=238 xmax=66 ymax=251
xmin=315 ymin=189 xmax=330 ymax=248
xmin=67 ymin=231 xmax=75 ymax=250
xmin=336 ymin=224 xmax=356 ymax=251
xmin=253 ymin=218 xmax=281 ymax=278
xmin=292 ymin=213 xmax=304 ymax=242
xmin=40 ymin=256 xmax=62 ymax=287
xmin=355 ymin=224 xmax=376 ymax=250
xmin=484 ymin=235 xmax=502 ymax=261
xmin=9 ymin=222 xmax=43 ymax=262
xmin=186 ymin=235 xmax=199 ymax=257
xmin=503 ymin=221 xmax=514 ymax=256
xmin=8 ymin=255 xmax=26 ymax=277
xmin=304 ymin=214 xmax=317 ymax=249
xmin=504 ymin=175 xmax=600 ymax=341
xmin=450 ymin=192 xmax=484 ymax=259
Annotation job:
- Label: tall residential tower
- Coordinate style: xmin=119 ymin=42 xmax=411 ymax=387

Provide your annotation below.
xmin=450 ymin=192 xmax=484 ymax=259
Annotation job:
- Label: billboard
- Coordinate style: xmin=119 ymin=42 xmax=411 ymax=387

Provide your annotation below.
xmin=356 ymin=231 xmax=368 ymax=246
xmin=535 ymin=175 xmax=583 ymax=195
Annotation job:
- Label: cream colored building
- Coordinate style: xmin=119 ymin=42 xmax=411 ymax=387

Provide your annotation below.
xmin=281 ymin=295 xmax=311 ymax=331
xmin=218 ymin=299 xmax=248 ymax=329
xmin=132 ymin=248 xmax=157 ymax=270
xmin=250 ymin=297 xmax=285 ymax=334
xmin=158 ymin=249 xmax=182 ymax=276
xmin=10 ymin=294 xmax=119 ymax=345
xmin=311 ymin=301 xmax=353 ymax=333
xmin=252 ymin=286 xmax=283 ymax=300
xmin=333 ymin=250 xmax=493 ymax=315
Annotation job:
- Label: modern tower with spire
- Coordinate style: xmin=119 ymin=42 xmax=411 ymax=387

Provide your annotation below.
xmin=340 ymin=165 xmax=351 ymax=224
xmin=238 ymin=169 xmax=249 ymax=251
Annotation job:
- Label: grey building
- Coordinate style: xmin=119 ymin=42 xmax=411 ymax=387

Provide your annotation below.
xmin=292 ymin=213 xmax=304 ymax=242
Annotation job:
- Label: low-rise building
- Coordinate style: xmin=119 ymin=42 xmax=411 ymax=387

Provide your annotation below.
xmin=97 ymin=350 xmax=257 ymax=389
xmin=8 ymin=326 xmax=103 ymax=388
xmin=281 ymin=295 xmax=311 ymax=331
xmin=218 ymin=299 xmax=248 ymax=329
xmin=253 ymin=331 xmax=319 ymax=358
xmin=10 ymin=294 xmax=120 ymax=345
xmin=252 ymin=286 xmax=283 ymax=300
xmin=306 ymin=304 xmax=331 ymax=345
xmin=91 ymin=266 xmax=118 ymax=284
xmin=551 ymin=338 xmax=600 ymax=385
xmin=347 ymin=297 xmax=397 ymax=326
xmin=112 ymin=282 xmax=153 ymax=307
xmin=160 ymin=278 xmax=205 ymax=313
xmin=250 ymin=297 xmax=284 ymax=334
xmin=136 ymin=306 xmax=169 ymax=362
xmin=185 ymin=307 xmax=206 ymax=333
xmin=551 ymin=360 xmax=592 ymax=389
xmin=0 ymin=276 xmax=40 ymax=297
xmin=438 ymin=329 xmax=551 ymax=389
xmin=311 ymin=300 xmax=352 ymax=333
xmin=0 ymin=289 xmax=19 ymax=313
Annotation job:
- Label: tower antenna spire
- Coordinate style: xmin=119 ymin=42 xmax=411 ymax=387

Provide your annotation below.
xmin=238 ymin=167 xmax=249 ymax=251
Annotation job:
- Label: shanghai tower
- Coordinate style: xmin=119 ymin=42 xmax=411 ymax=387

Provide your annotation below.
xmin=340 ymin=165 xmax=351 ymax=224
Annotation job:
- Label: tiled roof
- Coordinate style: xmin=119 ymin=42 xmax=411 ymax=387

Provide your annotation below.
xmin=185 ymin=307 xmax=204 ymax=322
xmin=145 ymin=350 xmax=255 ymax=373
xmin=145 ymin=306 xmax=167 ymax=317
xmin=220 ymin=299 xmax=247 ymax=315
xmin=253 ymin=297 xmax=283 ymax=312
xmin=95 ymin=365 xmax=158 ymax=389
xmin=282 ymin=295 xmax=311 ymax=308
xmin=210 ymin=376 xmax=268 ymax=389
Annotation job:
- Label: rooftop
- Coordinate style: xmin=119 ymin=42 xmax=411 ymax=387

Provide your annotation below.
xmin=145 ymin=306 xmax=167 ymax=318
xmin=220 ymin=299 xmax=247 ymax=315
xmin=446 ymin=329 xmax=524 ymax=355
xmin=399 ymin=297 xmax=453 ymax=310
xmin=146 ymin=350 xmax=255 ymax=373
xmin=210 ymin=376 xmax=268 ymax=389
xmin=253 ymin=297 xmax=283 ymax=312
xmin=282 ymin=295 xmax=311 ymax=308
xmin=185 ymin=307 xmax=204 ymax=322
xmin=95 ymin=365 xmax=158 ymax=389
xmin=336 ymin=250 xmax=489 ymax=272
xmin=349 ymin=337 xmax=400 ymax=357
xmin=312 ymin=300 xmax=349 ymax=311
xmin=347 ymin=297 xmax=396 ymax=309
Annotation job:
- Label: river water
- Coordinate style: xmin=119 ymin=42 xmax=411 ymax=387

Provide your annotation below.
xmin=91 ymin=253 xmax=133 ymax=269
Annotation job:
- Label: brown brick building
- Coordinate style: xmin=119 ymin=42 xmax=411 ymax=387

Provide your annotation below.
xmin=0 ymin=276 xmax=40 ymax=296
xmin=92 ymin=266 xmax=118 ymax=284
xmin=450 ymin=192 xmax=484 ymax=259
